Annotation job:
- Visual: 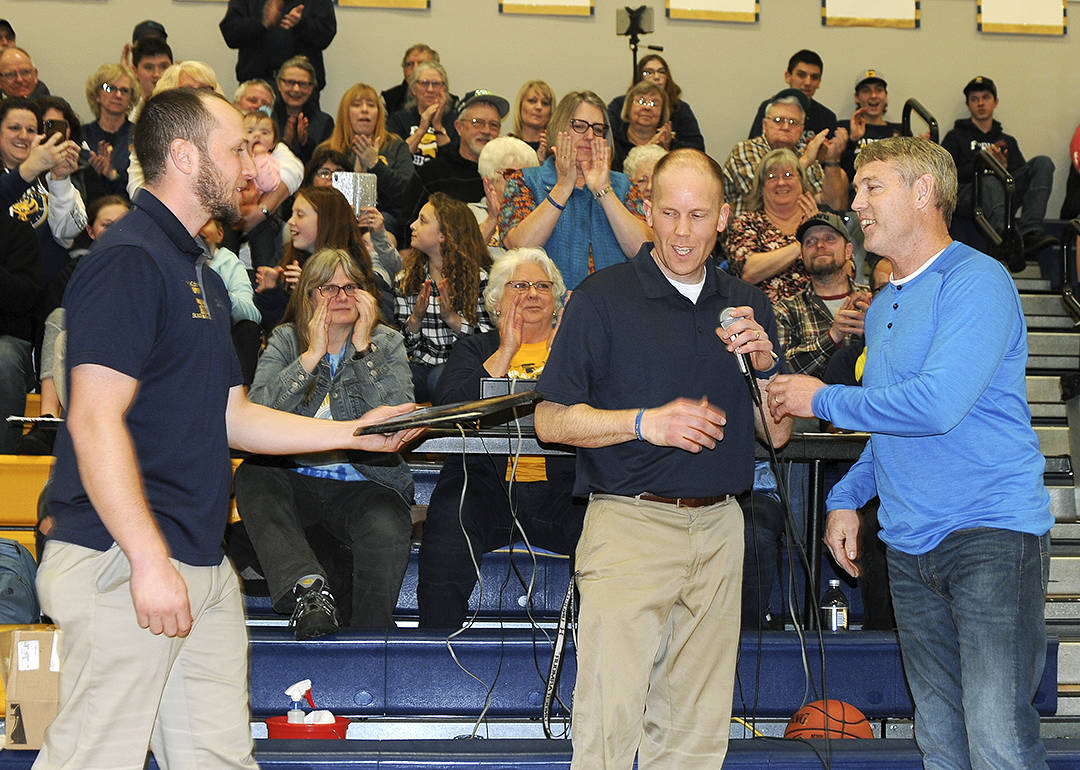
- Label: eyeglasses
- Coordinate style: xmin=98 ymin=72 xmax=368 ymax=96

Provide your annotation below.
xmin=279 ymin=78 xmax=314 ymax=90
xmin=314 ymin=168 xmax=335 ymax=179
xmin=568 ymin=118 xmax=609 ymax=139
xmin=505 ymin=280 xmax=554 ymax=293
xmin=101 ymin=82 xmax=132 ymax=97
xmin=415 ymin=79 xmax=445 ymax=90
xmin=642 ymin=68 xmax=668 ymax=78
xmin=467 ymin=117 xmax=501 ymax=132
xmin=0 ymin=68 xmax=34 ymax=82
xmin=766 ymin=115 xmax=804 ymax=128
xmin=314 ymin=283 xmax=360 ymax=298
xmin=634 ymin=97 xmax=658 ymax=108
xmin=766 ymin=170 xmax=797 ymax=182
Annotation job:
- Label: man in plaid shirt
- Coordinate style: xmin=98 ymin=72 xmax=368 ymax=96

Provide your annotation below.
xmin=721 ymin=90 xmax=849 ymax=217
xmin=774 ymin=212 xmax=869 ymax=379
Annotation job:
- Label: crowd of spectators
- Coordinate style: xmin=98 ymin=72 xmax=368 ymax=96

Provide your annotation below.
xmin=0 ymin=9 xmax=1069 ymax=637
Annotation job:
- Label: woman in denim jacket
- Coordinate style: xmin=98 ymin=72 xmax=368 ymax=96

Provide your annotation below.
xmin=235 ymin=247 xmax=415 ymax=640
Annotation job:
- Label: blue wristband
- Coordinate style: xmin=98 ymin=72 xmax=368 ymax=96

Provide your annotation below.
xmin=634 ymin=408 xmax=646 ymax=441
xmin=545 ymin=194 xmax=565 ymax=211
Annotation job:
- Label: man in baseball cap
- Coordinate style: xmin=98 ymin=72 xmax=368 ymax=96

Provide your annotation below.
xmin=416 ymin=89 xmax=508 ymax=208
xmin=943 ymin=75 xmax=1056 ymax=268
xmin=132 ymin=19 xmax=167 ymax=43
xmin=778 ymin=211 xmax=870 ymax=379
xmin=838 ymin=69 xmax=902 ymax=185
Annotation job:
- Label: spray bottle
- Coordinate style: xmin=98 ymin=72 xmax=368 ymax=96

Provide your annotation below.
xmin=285 ymin=679 xmax=315 ymax=724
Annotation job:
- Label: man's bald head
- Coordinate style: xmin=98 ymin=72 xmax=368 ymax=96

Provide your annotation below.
xmin=651 ymin=148 xmax=725 ymax=207
xmin=0 ymin=46 xmax=37 ymax=99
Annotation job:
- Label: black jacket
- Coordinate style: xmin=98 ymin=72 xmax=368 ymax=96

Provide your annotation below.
xmin=220 ymin=0 xmax=337 ymax=90
xmin=942 ymin=118 xmax=1025 ymax=182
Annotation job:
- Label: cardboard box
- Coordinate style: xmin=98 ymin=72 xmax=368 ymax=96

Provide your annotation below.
xmin=0 ymin=625 xmax=60 ymax=750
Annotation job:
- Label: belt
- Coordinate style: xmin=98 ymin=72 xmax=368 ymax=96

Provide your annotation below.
xmin=633 ymin=493 xmax=734 ymax=508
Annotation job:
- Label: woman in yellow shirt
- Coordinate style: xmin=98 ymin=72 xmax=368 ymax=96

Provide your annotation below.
xmin=416 ymin=248 xmax=585 ymax=629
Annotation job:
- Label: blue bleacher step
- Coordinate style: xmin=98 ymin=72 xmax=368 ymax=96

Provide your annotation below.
xmin=246 ymin=628 xmax=1058 ymax=721
xmin=4 ymin=737 xmax=1080 ymax=769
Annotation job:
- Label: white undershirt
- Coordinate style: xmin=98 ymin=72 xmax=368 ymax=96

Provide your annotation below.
xmin=664 ymin=272 xmax=707 ymax=304
xmin=890 ymin=245 xmax=948 ymax=286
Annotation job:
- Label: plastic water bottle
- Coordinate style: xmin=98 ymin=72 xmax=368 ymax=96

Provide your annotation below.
xmin=820 ymin=579 xmax=849 ymax=632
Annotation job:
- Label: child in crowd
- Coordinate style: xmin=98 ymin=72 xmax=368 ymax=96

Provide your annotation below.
xmin=199 ymin=218 xmax=263 ymax=385
xmin=394 ymin=192 xmax=493 ymax=401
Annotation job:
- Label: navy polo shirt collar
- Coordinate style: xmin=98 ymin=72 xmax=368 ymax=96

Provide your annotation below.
xmin=133 ymin=188 xmax=204 ymax=261
xmin=632 ymin=242 xmax=730 ymax=303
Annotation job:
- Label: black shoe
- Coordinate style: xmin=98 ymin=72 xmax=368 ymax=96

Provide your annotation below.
xmin=1022 ymin=232 xmax=1058 ymax=257
xmin=990 ymin=239 xmax=1026 ymax=273
xmin=15 ymin=416 xmax=57 ymax=455
xmin=290 ymin=578 xmax=339 ymax=640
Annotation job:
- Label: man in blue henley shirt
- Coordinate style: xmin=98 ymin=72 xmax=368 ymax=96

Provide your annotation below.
xmin=768 ymin=136 xmax=1053 ymax=770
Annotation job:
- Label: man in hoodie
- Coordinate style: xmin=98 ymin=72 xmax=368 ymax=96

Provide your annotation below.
xmin=942 ymin=76 xmax=1056 ymax=258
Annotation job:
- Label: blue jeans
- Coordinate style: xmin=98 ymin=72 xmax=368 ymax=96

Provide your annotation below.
xmin=887 ymin=527 xmax=1050 ymax=770
xmin=957 ymin=155 xmax=1055 ymax=236
xmin=0 ymin=335 xmax=33 ymax=454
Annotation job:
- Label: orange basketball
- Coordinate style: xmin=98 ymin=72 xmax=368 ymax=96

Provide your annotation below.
xmin=784 ymin=699 xmax=874 ymax=740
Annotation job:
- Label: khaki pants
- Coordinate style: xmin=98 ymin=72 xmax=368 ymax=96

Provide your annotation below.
xmin=570 ymin=494 xmax=743 ymax=770
xmin=33 ymin=541 xmax=258 ymax=770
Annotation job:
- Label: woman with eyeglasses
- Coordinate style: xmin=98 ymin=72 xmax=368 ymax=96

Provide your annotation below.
xmin=317 ymin=82 xmax=415 ymax=235
xmin=271 ymin=55 xmax=334 ymax=166
xmin=386 ymin=60 xmax=458 ymax=166
xmin=416 ymin=247 xmax=585 ymax=629
xmin=235 ymin=247 xmax=415 ymax=639
xmin=611 ymin=80 xmax=681 ymax=173
xmin=500 ymin=90 xmax=651 ymax=290
xmin=82 ymin=62 xmax=140 ymax=201
xmin=607 ymin=54 xmax=705 ymax=154
xmin=725 ymin=148 xmax=820 ymax=303
xmin=395 ymin=192 xmax=492 ymax=401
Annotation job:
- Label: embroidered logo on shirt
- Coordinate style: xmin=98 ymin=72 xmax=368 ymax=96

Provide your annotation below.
xmin=188 ymin=281 xmax=210 ymax=320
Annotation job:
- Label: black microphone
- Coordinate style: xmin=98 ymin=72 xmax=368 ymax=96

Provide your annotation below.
xmin=718 ymin=307 xmax=761 ymax=407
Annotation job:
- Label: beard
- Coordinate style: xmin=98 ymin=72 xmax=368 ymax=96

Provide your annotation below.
xmin=194 ymin=154 xmax=242 ymax=226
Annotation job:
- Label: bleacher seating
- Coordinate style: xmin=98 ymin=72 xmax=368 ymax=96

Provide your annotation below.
xmin=4 ymin=240 xmax=1080 ymax=767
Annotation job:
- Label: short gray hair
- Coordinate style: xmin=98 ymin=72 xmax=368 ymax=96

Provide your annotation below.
xmin=855 ymin=136 xmax=958 ymax=225
xmin=624 ymin=144 xmax=667 ymax=179
xmin=477 ymin=136 xmax=539 ymax=181
xmin=484 ymin=248 xmax=566 ymax=319
xmin=406 ymin=61 xmax=449 ymax=110
xmin=765 ymin=95 xmax=805 ymax=121
xmin=233 ymin=79 xmax=275 ymax=108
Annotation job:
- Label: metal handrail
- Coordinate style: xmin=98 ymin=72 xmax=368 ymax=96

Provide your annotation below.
xmin=972 ymin=148 xmax=1021 ymax=258
xmin=901 ymin=99 xmax=939 ymax=144
xmin=1060 ymin=218 xmax=1080 ymax=324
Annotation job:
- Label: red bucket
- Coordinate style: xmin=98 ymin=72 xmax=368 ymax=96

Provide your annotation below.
xmin=265 ymin=715 xmax=351 ymax=740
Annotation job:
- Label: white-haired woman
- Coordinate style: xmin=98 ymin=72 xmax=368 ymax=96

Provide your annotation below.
xmin=623 ymin=144 xmax=667 ymax=204
xmin=416 ymin=247 xmax=585 ymax=629
xmin=474 ymin=135 xmax=539 ymax=247
xmin=387 ymin=60 xmax=456 ymax=166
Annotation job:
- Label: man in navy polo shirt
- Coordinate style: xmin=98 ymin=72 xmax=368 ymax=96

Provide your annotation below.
xmin=36 ymin=88 xmax=421 ymax=770
xmin=535 ymin=148 xmax=791 ymax=769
